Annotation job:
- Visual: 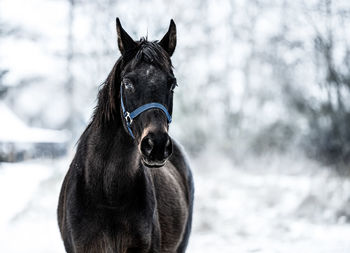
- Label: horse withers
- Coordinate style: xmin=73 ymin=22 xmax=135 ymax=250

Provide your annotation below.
xmin=57 ymin=18 xmax=194 ymax=253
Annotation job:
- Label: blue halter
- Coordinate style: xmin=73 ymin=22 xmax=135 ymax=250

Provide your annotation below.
xmin=120 ymin=85 xmax=172 ymax=139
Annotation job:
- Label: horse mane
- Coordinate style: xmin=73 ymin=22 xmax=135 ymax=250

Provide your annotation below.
xmin=92 ymin=38 xmax=173 ymax=127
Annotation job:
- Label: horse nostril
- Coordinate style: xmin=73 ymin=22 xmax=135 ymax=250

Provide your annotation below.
xmin=163 ymin=137 xmax=173 ymax=159
xmin=141 ymin=137 xmax=154 ymax=157
xmin=141 ymin=133 xmax=172 ymax=162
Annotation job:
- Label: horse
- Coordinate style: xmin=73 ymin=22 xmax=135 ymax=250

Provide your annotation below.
xmin=57 ymin=18 xmax=194 ymax=253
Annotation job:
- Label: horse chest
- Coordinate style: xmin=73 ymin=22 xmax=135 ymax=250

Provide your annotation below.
xmin=78 ymin=208 xmax=156 ymax=253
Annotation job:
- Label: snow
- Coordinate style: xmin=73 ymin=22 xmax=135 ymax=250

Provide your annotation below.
xmin=1 ymin=153 xmax=350 ymax=253
xmin=188 ymin=150 xmax=350 ymax=253
xmin=1 ymin=0 xmax=350 ymax=252
xmin=0 ymin=102 xmax=70 ymax=143
xmin=0 ymin=159 xmax=68 ymax=253
xmin=0 ymin=0 xmax=67 ymax=85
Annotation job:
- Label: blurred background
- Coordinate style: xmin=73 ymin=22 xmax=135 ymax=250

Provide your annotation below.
xmin=1 ymin=0 xmax=350 ymax=252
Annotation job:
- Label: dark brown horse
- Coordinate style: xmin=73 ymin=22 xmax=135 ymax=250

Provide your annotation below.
xmin=57 ymin=18 xmax=194 ymax=253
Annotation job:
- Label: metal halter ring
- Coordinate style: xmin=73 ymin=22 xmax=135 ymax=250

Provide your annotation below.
xmin=125 ymin=112 xmax=133 ymax=125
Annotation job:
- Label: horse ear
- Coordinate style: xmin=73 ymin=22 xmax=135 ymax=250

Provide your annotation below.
xmin=116 ymin=18 xmax=137 ymax=55
xmin=159 ymin=19 xmax=177 ymax=57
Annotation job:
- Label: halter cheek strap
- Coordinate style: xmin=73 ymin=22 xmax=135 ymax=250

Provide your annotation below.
xmin=120 ymin=85 xmax=172 ymax=139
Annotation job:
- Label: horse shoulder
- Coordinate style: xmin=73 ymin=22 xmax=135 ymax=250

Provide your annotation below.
xmin=169 ymin=139 xmax=194 ymax=252
xmin=58 ymin=147 xmax=95 ymax=252
xmin=57 ymin=159 xmax=80 ymax=252
xmin=169 ymin=138 xmax=194 ymax=205
xmin=149 ymin=139 xmax=194 ymax=252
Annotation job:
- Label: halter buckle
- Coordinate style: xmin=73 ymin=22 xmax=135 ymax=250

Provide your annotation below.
xmin=125 ymin=112 xmax=133 ymax=125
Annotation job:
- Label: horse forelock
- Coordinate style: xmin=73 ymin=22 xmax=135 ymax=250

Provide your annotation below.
xmin=124 ymin=38 xmax=172 ymax=72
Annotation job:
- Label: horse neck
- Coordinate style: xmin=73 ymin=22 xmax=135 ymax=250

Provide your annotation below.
xmin=84 ymin=119 xmax=145 ymax=204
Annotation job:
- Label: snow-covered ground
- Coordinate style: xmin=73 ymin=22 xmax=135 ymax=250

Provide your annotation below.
xmin=189 ymin=150 xmax=350 ymax=253
xmin=0 ymin=159 xmax=66 ymax=253
xmin=1 ymin=151 xmax=350 ymax=253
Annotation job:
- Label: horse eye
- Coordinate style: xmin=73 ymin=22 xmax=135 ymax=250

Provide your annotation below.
xmin=122 ymin=78 xmax=134 ymax=91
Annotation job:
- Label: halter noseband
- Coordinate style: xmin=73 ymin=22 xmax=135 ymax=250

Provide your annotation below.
xmin=120 ymin=85 xmax=172 ymax=139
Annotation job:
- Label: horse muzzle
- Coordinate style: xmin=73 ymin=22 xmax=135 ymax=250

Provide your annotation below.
xmin=140 ymin=132 xmax=173 ymax=167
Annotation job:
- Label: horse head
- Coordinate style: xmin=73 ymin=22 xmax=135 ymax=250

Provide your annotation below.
xmin=116 ymin=18 xmax=177 ymax=168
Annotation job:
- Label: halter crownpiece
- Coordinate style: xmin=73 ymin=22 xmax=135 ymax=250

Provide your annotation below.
xmin=120 ymin=85 xmax=172 ymax=139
